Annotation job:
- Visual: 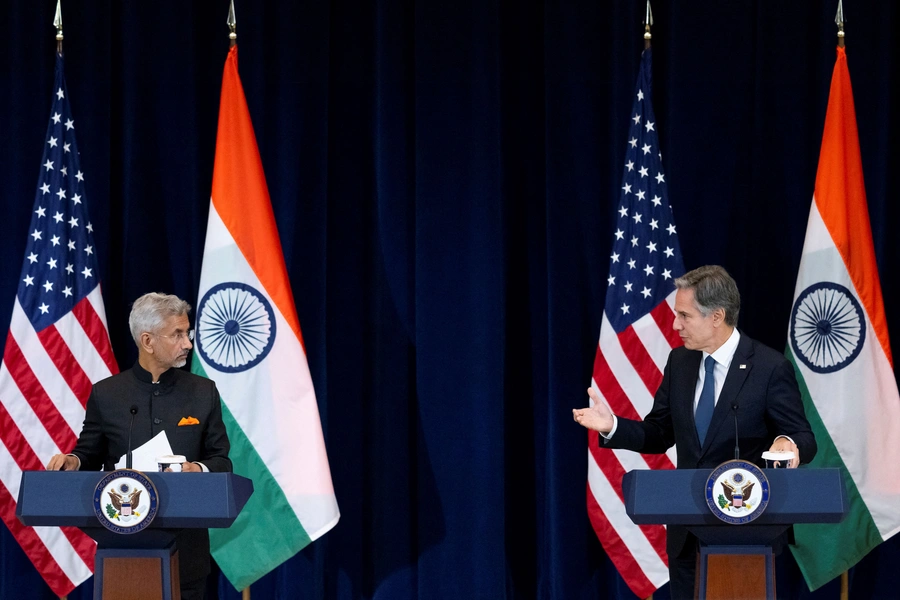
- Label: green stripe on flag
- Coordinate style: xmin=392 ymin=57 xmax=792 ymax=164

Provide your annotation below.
xmin=785 ymin=348 xmax=883 ymax=591
xmin=192 ymin=359 xmax=312 ymax=590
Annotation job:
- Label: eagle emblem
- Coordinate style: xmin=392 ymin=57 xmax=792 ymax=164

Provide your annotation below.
xmin=107 ymin=488 xmax=143 ymax=517
xmin=93 ymin=470 xmax=159 ymax=534
xmin=721 ymin=479 xmax=755 ymax=509
xmin=705 ymin=459 xmax=770 ymax=524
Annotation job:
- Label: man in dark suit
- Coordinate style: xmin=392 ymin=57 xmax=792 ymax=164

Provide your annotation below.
xmin=47 ymin=292 xmax=231 ymax=600
xmin=573 ymin=265 xmax=815 ymax=600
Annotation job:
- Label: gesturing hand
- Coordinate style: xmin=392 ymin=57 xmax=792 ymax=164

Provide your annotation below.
xmin=573 ymin=388 xmax=615 ymax=434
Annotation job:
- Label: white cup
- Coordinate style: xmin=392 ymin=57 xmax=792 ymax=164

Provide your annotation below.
xmin=761 ymin=450 xmax=795 ymax=469
xmin=157 ymin=454 xmax=187 ymax=472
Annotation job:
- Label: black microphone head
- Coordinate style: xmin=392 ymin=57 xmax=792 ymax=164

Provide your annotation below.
xmin=130 ymin=405 xmax=139 ymax=415
xmin=732 ymin=404 xmax=739 ymax=411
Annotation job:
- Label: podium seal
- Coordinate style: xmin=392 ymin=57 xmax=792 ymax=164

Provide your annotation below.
xmin=705 ymin=460 xmax=769 ymax=524
xmin=93 ymin=469 xmax=159 ymax=534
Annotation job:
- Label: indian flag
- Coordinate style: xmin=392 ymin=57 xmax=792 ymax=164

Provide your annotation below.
xmin=191 ymin=45 xmax=339 ymax=590
xmin=786 ymin=46 xmax=900 ymax=590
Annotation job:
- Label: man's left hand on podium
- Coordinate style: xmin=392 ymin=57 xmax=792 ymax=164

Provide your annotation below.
xmin=768 ymin=436 xmax=800 ymax=469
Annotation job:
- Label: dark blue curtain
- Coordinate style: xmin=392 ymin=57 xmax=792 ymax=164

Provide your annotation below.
xmin=2 ymin=1 xmax=899 ymax=599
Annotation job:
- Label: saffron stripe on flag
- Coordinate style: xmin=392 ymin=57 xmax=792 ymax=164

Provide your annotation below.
xmin=786 ymin=45 xmax=900 ymax=591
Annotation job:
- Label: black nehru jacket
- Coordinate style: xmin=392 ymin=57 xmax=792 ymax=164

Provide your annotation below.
xmin=71 ymin=361 xmax=232 ymax=582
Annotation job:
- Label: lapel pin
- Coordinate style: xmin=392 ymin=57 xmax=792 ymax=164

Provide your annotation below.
xmin=739 ymin=364 xmax=747 ymax=369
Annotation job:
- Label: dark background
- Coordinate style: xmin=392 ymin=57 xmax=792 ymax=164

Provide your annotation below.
xmin=2 ymin=1 xmax=899 ymax=599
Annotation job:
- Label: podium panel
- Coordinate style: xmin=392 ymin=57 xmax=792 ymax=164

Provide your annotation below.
xmin=622 ymin=468 xmax=846 ymax=600
xmin=16 ymin=471 xmax=252 ymax=600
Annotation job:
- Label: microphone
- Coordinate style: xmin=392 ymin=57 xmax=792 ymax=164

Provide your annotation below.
xmin=126 ymin=405 xmax=138 ymax=469
xmin=732 ymin=403 xmax=740 ymax=460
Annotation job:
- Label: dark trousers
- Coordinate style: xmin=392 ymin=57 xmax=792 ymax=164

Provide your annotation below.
xmin=180 ymin=576 xmax=207 ymax=600
xmin=668 ymin=536 xmax=699 ymax=600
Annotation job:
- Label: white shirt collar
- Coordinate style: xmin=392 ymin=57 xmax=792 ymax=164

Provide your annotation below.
xmin=702 ymin=327 xmax=740 ymax=369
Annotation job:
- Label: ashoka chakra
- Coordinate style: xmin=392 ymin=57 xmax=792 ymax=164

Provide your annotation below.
xmin=196 ymin=282 xmax=276 ymax=373
xmin=790 ymin=282 xmax=865 ymax=374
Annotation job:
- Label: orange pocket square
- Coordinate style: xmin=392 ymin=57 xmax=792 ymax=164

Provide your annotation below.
xmin=178 ymin=416 xmax=200 ymax=426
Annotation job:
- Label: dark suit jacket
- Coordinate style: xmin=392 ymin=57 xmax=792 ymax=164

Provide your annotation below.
xmin=603 ymin=333 xmax=816 ymax=556
xmin=71 ymin=361 xmax=232 ymax=582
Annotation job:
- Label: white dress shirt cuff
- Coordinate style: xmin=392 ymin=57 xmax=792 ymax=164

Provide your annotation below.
xmin=599 ymin=415 xmax=618 ymax=440
xmin=66 ymin=454 xmax=81 ymax=470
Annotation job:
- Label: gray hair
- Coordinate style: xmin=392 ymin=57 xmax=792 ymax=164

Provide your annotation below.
xmin=128 ymin=292 xmax=192 ymax=344
xmin=674 ymin=265 xmax=741 ymax=326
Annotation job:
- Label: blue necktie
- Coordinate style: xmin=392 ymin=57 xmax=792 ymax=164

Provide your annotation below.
xmin=695 ymin=355 xmax=716 ymax=445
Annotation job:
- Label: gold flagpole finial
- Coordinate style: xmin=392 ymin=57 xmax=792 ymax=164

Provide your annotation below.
xmin=227 ymin=0 xmax=237 ymax=48
xmin=54 ymin=0 xmax=63 ymax=53
xmin=643 ymin=1 xmax=653 ymax=49
xmin=835 ymin=0 xmax=845 ymax=48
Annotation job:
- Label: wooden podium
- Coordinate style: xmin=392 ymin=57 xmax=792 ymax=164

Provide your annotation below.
xmin=622 ymin=468 xmax=846 ymax=600
xmin=16 ymin=471 xmax=253 ymax=600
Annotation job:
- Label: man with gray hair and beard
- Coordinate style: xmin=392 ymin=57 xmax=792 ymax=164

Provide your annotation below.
xmin=573 ymin=265 xmax=816 ymax=599
xmin=47 ymin=292 xmax=231 ymax=600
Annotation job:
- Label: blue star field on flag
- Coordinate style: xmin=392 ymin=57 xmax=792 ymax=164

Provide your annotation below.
xmin=604 ymin=49 xmax=685 ymax=333
xmin=17 ymin=54 xmax=103 ymax=332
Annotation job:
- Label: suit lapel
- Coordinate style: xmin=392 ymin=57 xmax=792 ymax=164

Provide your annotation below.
xmin=700 ymin=334 xmax=755 ymax=456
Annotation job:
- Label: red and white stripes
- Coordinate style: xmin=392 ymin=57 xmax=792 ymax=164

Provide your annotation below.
xmin=0 ymin=286 xmax=116 ymax=596
xmin=587 ymin=291 xmax=681 ymax=598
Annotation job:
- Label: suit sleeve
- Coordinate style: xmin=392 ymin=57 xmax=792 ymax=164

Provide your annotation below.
xmin=70 ymin=388 xmax=108 ymax=471
xmin=765 ymin=357 xmax=817 ymax=464
xmin=601 ymin=354 xmax=677 ymax=454
xmin=199 ymin=385 xmax=232 ymax=473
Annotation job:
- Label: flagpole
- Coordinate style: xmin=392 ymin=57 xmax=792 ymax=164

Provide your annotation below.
xmin=643 ymin=10 xmax=652 ymax=599
xmin=643 ymin=0 xmax=653 ymax=50
xmin=228 ymin=0 xmax=237 ymax=49
xmin=52 ymin=2 xmax=67 ymax=592
xmin=835 ymin=0 xmax=845 ymax=48
xmin=642 ymin=10 xmax=654 ymax=598
xmin=648 ymin=7 xmax=653 ymax=595
xmin=835 ymin=3 xmax=848 ymax=598
xmin=54 ymin=0 xmax=63 ymax=55
xmin=226 ymin=0 xmax=250 ymax=593
xmin=227 ymin=0 xmax=249 ymax=587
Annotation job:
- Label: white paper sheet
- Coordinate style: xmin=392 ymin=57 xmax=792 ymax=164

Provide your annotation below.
xmin=115 ymin=430 xmax=174 ymax=471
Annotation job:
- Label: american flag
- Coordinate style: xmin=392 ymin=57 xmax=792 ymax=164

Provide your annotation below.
xmin=586 ymin=48 xmax=685 ymax=599
xmin=0 ymin=54 xmax=117 ymax=596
